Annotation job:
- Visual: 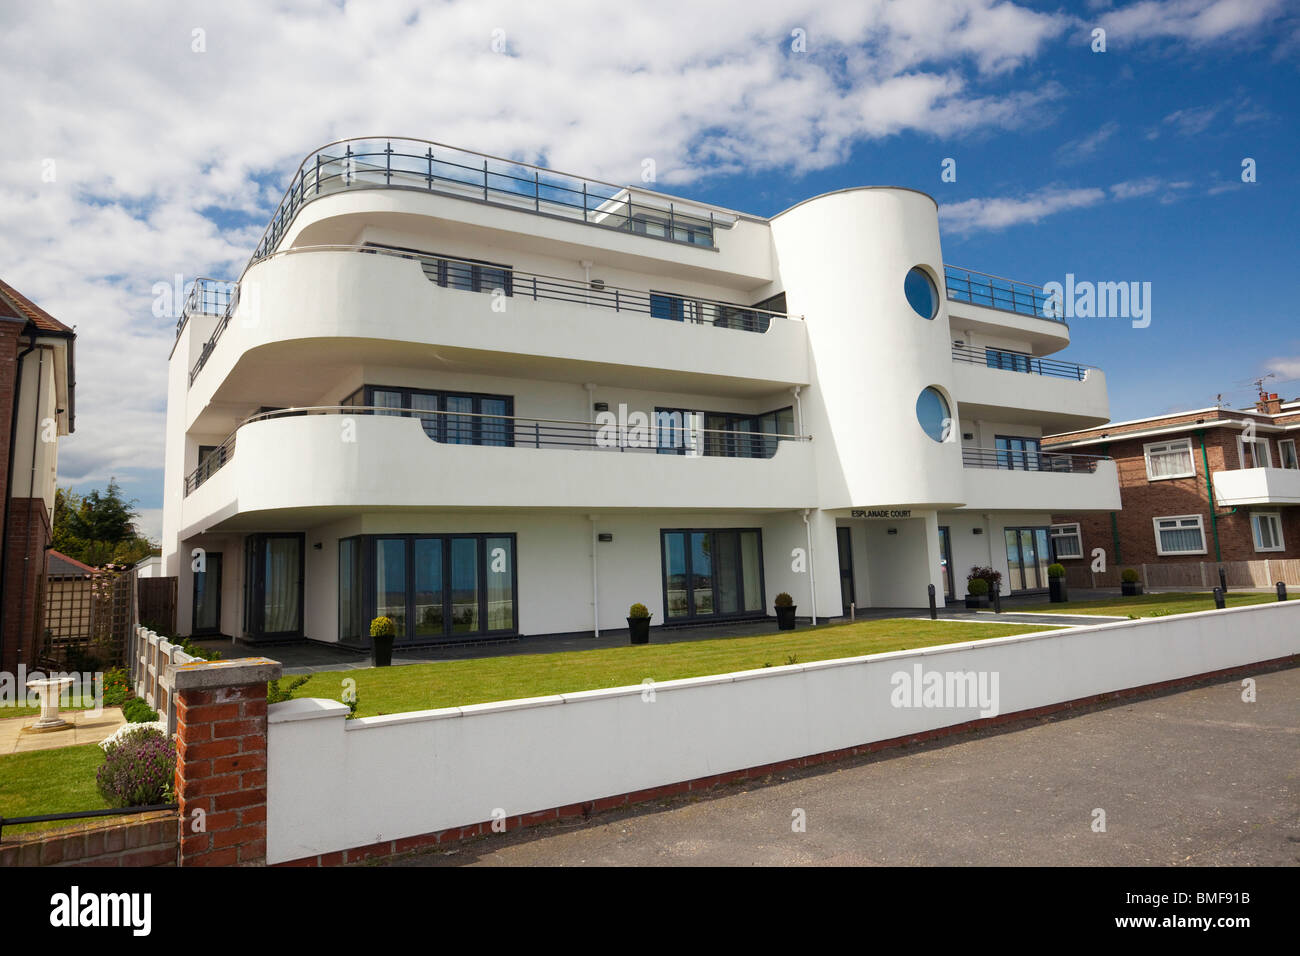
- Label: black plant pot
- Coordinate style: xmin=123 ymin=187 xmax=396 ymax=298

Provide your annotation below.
xmin=371 ymin=634 xmax=394 ymax=667
xmin=775 ymin=605 xmax=797 ymax=630
xmin=965 ymin=594 xmax=989 ymax=609
xmin=628 ymin=617 xmax=651 ymax=644
xmin=1121 ymin=581 xmax=1143 ymax=596
xmin=1049 ymin=578 xmax=1068 ymax=603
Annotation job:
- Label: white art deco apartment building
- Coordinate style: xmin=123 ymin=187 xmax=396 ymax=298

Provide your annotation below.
xmin=161 ymin=138 xmax=1120 ymax=645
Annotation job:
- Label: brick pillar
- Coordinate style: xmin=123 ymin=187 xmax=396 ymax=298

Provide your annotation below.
xmin=171 ymin=658 xmax=281 ymax=866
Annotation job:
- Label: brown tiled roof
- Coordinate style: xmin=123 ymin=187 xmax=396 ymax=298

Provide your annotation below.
xmin=0 ymin=277 xmax=74 ymax=334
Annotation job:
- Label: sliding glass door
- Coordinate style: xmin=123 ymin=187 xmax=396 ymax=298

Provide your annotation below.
xmin=661 ymin=529 xmax=764 ymax=622
xmin=1004 ymin=527 xmax=1051 ymax=592
xmin=242 ymin=533 xmax=304 ymax=639
xmin=339 ymin=534 xmax=517 ymax=641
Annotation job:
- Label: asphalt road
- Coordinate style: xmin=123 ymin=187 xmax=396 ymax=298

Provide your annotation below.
xmin=389 ymin=665 xmax=1300 ymax=867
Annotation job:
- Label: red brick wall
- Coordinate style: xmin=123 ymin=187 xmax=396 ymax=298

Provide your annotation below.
xmin=2 ymin=497 xmax=51 ymax=673
xmin=175 ymin=681 xmax=269 ymax=866
xmin=1054 ymin=427 xmax=1300 ymax=568
xmin=0 ymin=812 xmax=177 ymax=867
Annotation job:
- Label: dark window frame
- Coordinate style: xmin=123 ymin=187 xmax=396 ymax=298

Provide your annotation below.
xmin=654 ymin=405 xmax=794 ymax=458
xmin=342 ymin=384 xmax=515 ymax=447
xmin=340 ymin=533 xmax=519 ymax=643
xmin=659 ymin=527 xmax=766 ymax=624
xmin=242 ymin=532 xmax=305 ymax=640
xmin=363 ymin=241 xmax=513 ymax=296
xmin=191 ymin=551 xmax=223 ymax=636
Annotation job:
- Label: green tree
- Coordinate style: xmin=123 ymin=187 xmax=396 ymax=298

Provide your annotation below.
xmin=51 ymin=479 xmax=157 ymax=568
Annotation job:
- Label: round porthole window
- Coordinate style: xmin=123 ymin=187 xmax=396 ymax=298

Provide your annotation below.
xmin=916 ymin=387 xmax=951 ymax=443
xmin=904 ymin=267 xmax=939 ymax=320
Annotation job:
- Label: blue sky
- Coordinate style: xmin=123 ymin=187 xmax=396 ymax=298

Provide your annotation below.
xmin=1 ymin=0 xmax=1297 ymax=541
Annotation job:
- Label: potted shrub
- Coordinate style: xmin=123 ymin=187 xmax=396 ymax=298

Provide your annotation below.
xmin=1121 ymin=568 xmax=1143 ymax=596
xmin=627 ymin=603 xmax=652 ymax=644
xmin=370 ymin=615 xmax=396 ymax=667
xmin=1048 ymin=563 xmax=1068 ymax=603
xmin=774 ymin=592 xmax=797 ymax=630
xmin=965 ymin=576 xmax=990 ymax=609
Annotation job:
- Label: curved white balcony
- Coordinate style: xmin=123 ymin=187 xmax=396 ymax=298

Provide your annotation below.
xmin=179 ymin=409 xmax=818 ymax=537
xmin=949 ymin=345 xmax=1110 ymax=432
xmin=957 ymin=448 xmax=1120 ymax=512
xmin=184 ymin=246 xmax=808 ymax=428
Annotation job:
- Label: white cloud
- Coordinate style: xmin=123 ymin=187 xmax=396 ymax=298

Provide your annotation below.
xmin=0 ymin=0 xmax=1078 ymax=499
xmin=1265 ymin=357 xmax=1300 ymax=381
xmin=940 ymin=186 xmax=1107 ymax=234
xmin=1056 ymin=121 xmax=1119 ymax=164
xmin=0 ymin=0 xmax=1286 ymax=503
xmin=1099 ymin=0 xmax=1289 ymax=44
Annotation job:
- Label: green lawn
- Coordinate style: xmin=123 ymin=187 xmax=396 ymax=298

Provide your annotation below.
xmin=0 ymin=744 xmax=110 ymax=835
xmin=290 ymin=618 xmax=1060 ymax=717
xmin=1028 ymin=591 xmax=1277 ymax=618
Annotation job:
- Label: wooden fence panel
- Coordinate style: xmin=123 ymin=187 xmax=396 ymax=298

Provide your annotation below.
xmin=138 ymin=577 xmax=177 ymax=634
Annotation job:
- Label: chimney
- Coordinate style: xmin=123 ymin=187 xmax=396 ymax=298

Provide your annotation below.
xmin=1256 ymin=391 xmax=1282 ymax=415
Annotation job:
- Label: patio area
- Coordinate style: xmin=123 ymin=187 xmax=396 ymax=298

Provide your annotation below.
xmin=0 ymin=707 xmax=125 ymax=755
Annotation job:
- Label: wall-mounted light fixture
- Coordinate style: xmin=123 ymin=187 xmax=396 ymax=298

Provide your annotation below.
xmin=593 ymin=402 xmax=609 ymax=413
xmin=597 ymin=533 xmax=613 ymax=543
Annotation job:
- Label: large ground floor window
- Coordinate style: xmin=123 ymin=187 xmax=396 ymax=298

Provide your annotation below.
xmin=340 ymin=533 xmax=517 ymax=641
xmin=243 ymin=533 xmax=304 ymax=639
xmin=661 ymin=529 xmax=764 ymax=621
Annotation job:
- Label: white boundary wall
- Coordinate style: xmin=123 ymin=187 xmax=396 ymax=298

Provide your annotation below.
xmin=267 ymin=602 xmax=1300 ymax=864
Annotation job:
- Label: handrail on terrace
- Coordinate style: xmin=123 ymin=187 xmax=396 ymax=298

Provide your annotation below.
xmin=961 ymin=445 xmax=1110 ymax=474
xmin=184 ymin=243 xmax=800 ymax=386
xmin=183 ymin=405 xmax=812 ymax=496
xmin=248 ymin=137 xmax=732 ymax=270
xmin=944 ymin=265 xmax=1063 ymax=323
xmin=950 ymin=343 xmax=1093 ymax=381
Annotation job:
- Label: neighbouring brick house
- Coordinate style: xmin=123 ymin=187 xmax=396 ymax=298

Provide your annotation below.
xmin=0 ymin=279 xmax=76 ymax=673
xmin=1044 ymin=393 xmax=1300 ymax=575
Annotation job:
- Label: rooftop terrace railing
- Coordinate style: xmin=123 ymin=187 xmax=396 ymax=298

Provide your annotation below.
xmin=185 ymin=244 xmax=798 ymax=386
xmin=950 ymin=344 xmax=1092 ymax=381
xmin=945 ymin=266 xmax=1063 ymax=323
xmin=248 ymin=137 xmax=727 ymax=268
xmin=184 ymin=405 xmax=810 ymax=496
xmin=175 ymin=277 xmax=237 ymax=336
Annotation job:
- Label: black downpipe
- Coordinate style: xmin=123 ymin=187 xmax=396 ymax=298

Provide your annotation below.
xmin=0 ymin=326 xmax=37 ymax=663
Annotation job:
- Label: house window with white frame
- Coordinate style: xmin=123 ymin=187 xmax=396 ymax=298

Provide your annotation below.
xmin=1236 ymin=434 xmax=1272 ymax=469
xmin=1049 ymin=523 xmax=1083 ymax=559
xmin=1153 ymin=514 xmax=1207 ymax=555
xmin=1251 ymin=512 xmax=1285 ymax=552
xmin=1278 ymin=438 xmax=1298 ymax=470
xmin=1144 ymin=438 xmax=1195 ymax=480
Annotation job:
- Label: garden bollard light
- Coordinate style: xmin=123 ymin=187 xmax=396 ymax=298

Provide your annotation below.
xmin=1213 ymin=587 xmax=1225 ymax=610
xmin=928 ymin=584 xmax=937 ymax=620
xmin=1277 ymin=582 xmax=1287 ymax=602
xmin=1218 ymin=567 xmax=1227 ymax=593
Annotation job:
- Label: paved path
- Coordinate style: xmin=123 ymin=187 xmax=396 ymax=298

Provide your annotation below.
xmin=388 ymin=665 xmax=1300 ymax=867
xmin=0 ymin=707 xmax=123 ymax=754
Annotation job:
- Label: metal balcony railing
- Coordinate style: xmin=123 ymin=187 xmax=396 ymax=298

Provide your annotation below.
xmin=951 ymin=344 xmax=1092 ymax=381
xmin=249 ymin=137 xmax=727 ymax=268
xmin=175 ymin=277 xmax=237 ymax=337
xmin=184 ymin=244 xmax=798 ymax=386
xmin=945 ymin=266 xmax=1062 ymax=322
xmin=961 ymin=446 xmax=1109 ymax=474
xmin=183 ymin=405 xmax=810 ymax=496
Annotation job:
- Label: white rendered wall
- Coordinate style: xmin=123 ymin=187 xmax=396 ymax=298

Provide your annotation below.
xmin=266 ymin=601 xmax=1300 ymax=864
xmin=770 ymin=188 xmax=965 ymax=512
